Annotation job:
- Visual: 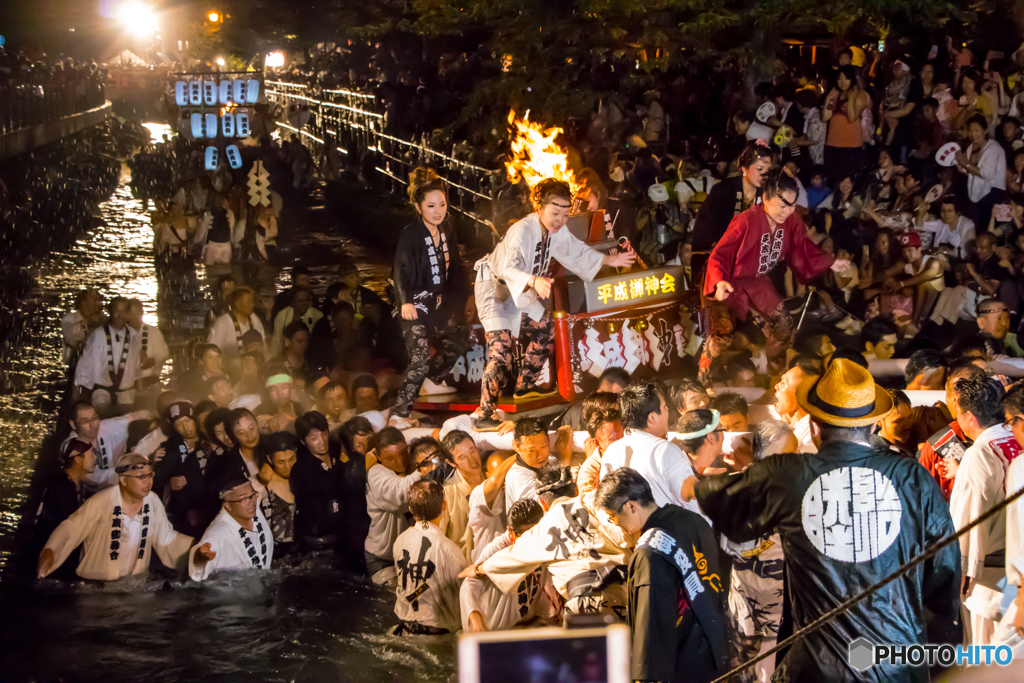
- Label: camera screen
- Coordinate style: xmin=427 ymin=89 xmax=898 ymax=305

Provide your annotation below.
xmin=478 ymin=634 xmax=608 ymax=683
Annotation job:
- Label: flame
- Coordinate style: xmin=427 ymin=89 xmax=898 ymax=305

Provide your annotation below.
xmin=505 ymin=109 xmax=581 ymax=196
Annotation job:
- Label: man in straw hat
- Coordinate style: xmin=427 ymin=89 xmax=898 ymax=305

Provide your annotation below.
xmin=685 ymin=358 xmax=962 ymax=681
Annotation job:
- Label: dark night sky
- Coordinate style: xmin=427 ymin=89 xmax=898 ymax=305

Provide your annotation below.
xmin=1 ymin=1 xmax=196 ymax=59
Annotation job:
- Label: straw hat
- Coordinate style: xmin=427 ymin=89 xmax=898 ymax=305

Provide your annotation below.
xmin=795 ymin=359 xmax=893 ymax=427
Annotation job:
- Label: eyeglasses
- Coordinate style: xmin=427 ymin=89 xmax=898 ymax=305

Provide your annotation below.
xmin=416 ymin=451 xmax=441 ymax=469
xmin=122 ymin=472 xmax=154 ymax=481
xmin=1005 ymin=415 xmax=1024 ymax=430
xmin=226 ymin=490 xmax=259 ymax=504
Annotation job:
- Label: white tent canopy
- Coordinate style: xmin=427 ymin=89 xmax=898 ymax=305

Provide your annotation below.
xmin=104 ymin=49 xmax=149 ymax=67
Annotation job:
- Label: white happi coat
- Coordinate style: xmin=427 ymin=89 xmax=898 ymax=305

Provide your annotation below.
xmin=74 ymin=324 xmax=142 ymax=395
xmin=461 ymin=530 xmax=557 ymax=632
xmin=65 ymin=410 xmax=148 ymax=493
xmin=505 ymin=462 xmax=542 ymax=512
xmin=42 ymin=485 xmax=192 ymax=581
xmin=474 ymin=213 xmax=604 ymax=337
xmin=601 ymin=430 xmax=706 ymax=521
xmin=364 ymin=466 xmax=423 ymax=560
xmin=468 ymin=483 xmax=506 ymax=563
xmin=392 ymin=521 xmax=468 ymax=631
xmin=994 ymin=455 xmax=1024 ymax=654
xmin=207 ymin=312 xmax=266 ymax=362
xmin=438 ymin=470 xmax=475 ymax=562
xmin=61 ymin=310 xmax=89 ymax=365
xmin=950 ymin=424 xmax=1023 ymax=622
xmin=480 ymin=491 xmax=631 ymax=600
xmin=136 ymin=323 xmax=170 ymax=381
xmin=188 ymin=507 xmax=274 ymax=581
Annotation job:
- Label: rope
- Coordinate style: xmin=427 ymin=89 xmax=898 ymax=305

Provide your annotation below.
xmin=710 ymin=479 xmax=1024 ymax=682
xmin=565 ymin=302 xmax=678 ymax=324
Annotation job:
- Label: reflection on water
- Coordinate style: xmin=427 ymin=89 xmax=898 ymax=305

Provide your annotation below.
xmin=0 ymin=171 xmax=453 ymax=681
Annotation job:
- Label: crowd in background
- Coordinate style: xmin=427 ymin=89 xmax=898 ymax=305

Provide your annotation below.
xmin=18 ymin=27 xmax=1024 ymax=683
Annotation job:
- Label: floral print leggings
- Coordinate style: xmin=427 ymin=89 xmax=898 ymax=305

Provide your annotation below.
xmin=479 ymin=313 xmax=554 ymax=416
xmin=393 ymin=314 xmax=467 ymax=418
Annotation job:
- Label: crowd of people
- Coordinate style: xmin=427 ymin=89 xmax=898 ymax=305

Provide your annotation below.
xmin=0 ymin=48 xmax=107 ymax=133
xmin=25 ymin=30 xmax=1024 ymax=683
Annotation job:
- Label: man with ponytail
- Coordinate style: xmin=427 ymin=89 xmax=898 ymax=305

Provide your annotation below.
xmin=472 ymin=178 xmax=635 ymax=430
xmin=389 ymin=167 xmax=471 ymax=430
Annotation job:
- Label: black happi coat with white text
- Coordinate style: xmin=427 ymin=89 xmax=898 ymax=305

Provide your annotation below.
xmin=392 ymin=219 xmax=467 ymax=317
xmin=628 ymin=504 xmax=728 ymax=683
xmin=695 ymin=441 xmax=962 ymax=682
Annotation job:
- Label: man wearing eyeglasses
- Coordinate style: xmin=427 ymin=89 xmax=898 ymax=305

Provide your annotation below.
xmin=975 ymin=297 xmax=1024 ymax=358
xmin=189 ymin=478 xmax=273 ymax=581
xmin=705 ymin=167 xmax=848 ymax=324
xmin=38 ymin=453 xmax=193 ymax=581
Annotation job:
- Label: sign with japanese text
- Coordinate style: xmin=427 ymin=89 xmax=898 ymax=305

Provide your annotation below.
xmin=567 ymin=266 xmax=685 ymax=313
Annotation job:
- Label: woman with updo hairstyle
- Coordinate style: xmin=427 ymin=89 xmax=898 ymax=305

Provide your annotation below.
xmin=388 ymin=167 xmax=470 ymax=429
xmin=471 ymin=176 xmax=635 ymax=430
xmin=691 ymin=140 xmax=774 ymax=279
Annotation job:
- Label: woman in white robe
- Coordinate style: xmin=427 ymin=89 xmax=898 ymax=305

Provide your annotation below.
xmin=472 ymin=179 xmax=634 ymax=428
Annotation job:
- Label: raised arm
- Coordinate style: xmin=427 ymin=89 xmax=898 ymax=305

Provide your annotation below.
xmin=481 ymin=454 xmax=517 ymax=507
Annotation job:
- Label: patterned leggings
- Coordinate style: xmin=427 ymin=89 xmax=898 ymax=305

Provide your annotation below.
xmin=480 ymin=313 xmax=554 ymax=415
xmin=393 ymin=314 xmax=467 ymax=417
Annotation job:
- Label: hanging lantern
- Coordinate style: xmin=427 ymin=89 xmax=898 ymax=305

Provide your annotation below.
xmin=219 ymin=79 xmax=233 ymax=105
xmin=225 ymin=144 xmax=242 ymax=169
xmin=202 ymin=79 xmax=217 ymax=106
xmin=236 ymin=112 xmax=250 ymax=137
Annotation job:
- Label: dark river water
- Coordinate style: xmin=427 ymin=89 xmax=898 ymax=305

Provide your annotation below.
xmin=0 ymin=169 xmax=458 ymax=682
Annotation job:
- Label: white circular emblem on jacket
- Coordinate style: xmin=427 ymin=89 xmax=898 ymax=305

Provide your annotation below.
xmin=801 ymin=467 xmax=902 ymax=563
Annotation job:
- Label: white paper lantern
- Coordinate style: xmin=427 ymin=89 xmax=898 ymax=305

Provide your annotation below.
xmin=245 ymin=79 xmax=260 ymax=103
xmin=232 ymin=79 xmax=245 ymax=105
xmin=202 ymin=79 xmax=217 ymax=106
xmin=236 ymin=112 xmax=250 ymax=137
xmin=221 ymin=113 xmax=235 ymax=137
xmin=219 ymin=80 xmax=232 ymax=105
xmin=174 ymin=81 xmax=187 ymax=106
xmin=225 ymin=144 xmax=242 ymax=169
xmin=190 ymin=112 xmax=204 ymax=138
xmin=204 ymin=146 xmax=219 ymax=170
xmin=188 ymin=80 xmax=202 ymax=105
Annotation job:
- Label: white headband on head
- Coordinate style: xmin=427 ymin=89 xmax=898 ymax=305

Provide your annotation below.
xmin=677 ymin=409 xmax=721 ymax=440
